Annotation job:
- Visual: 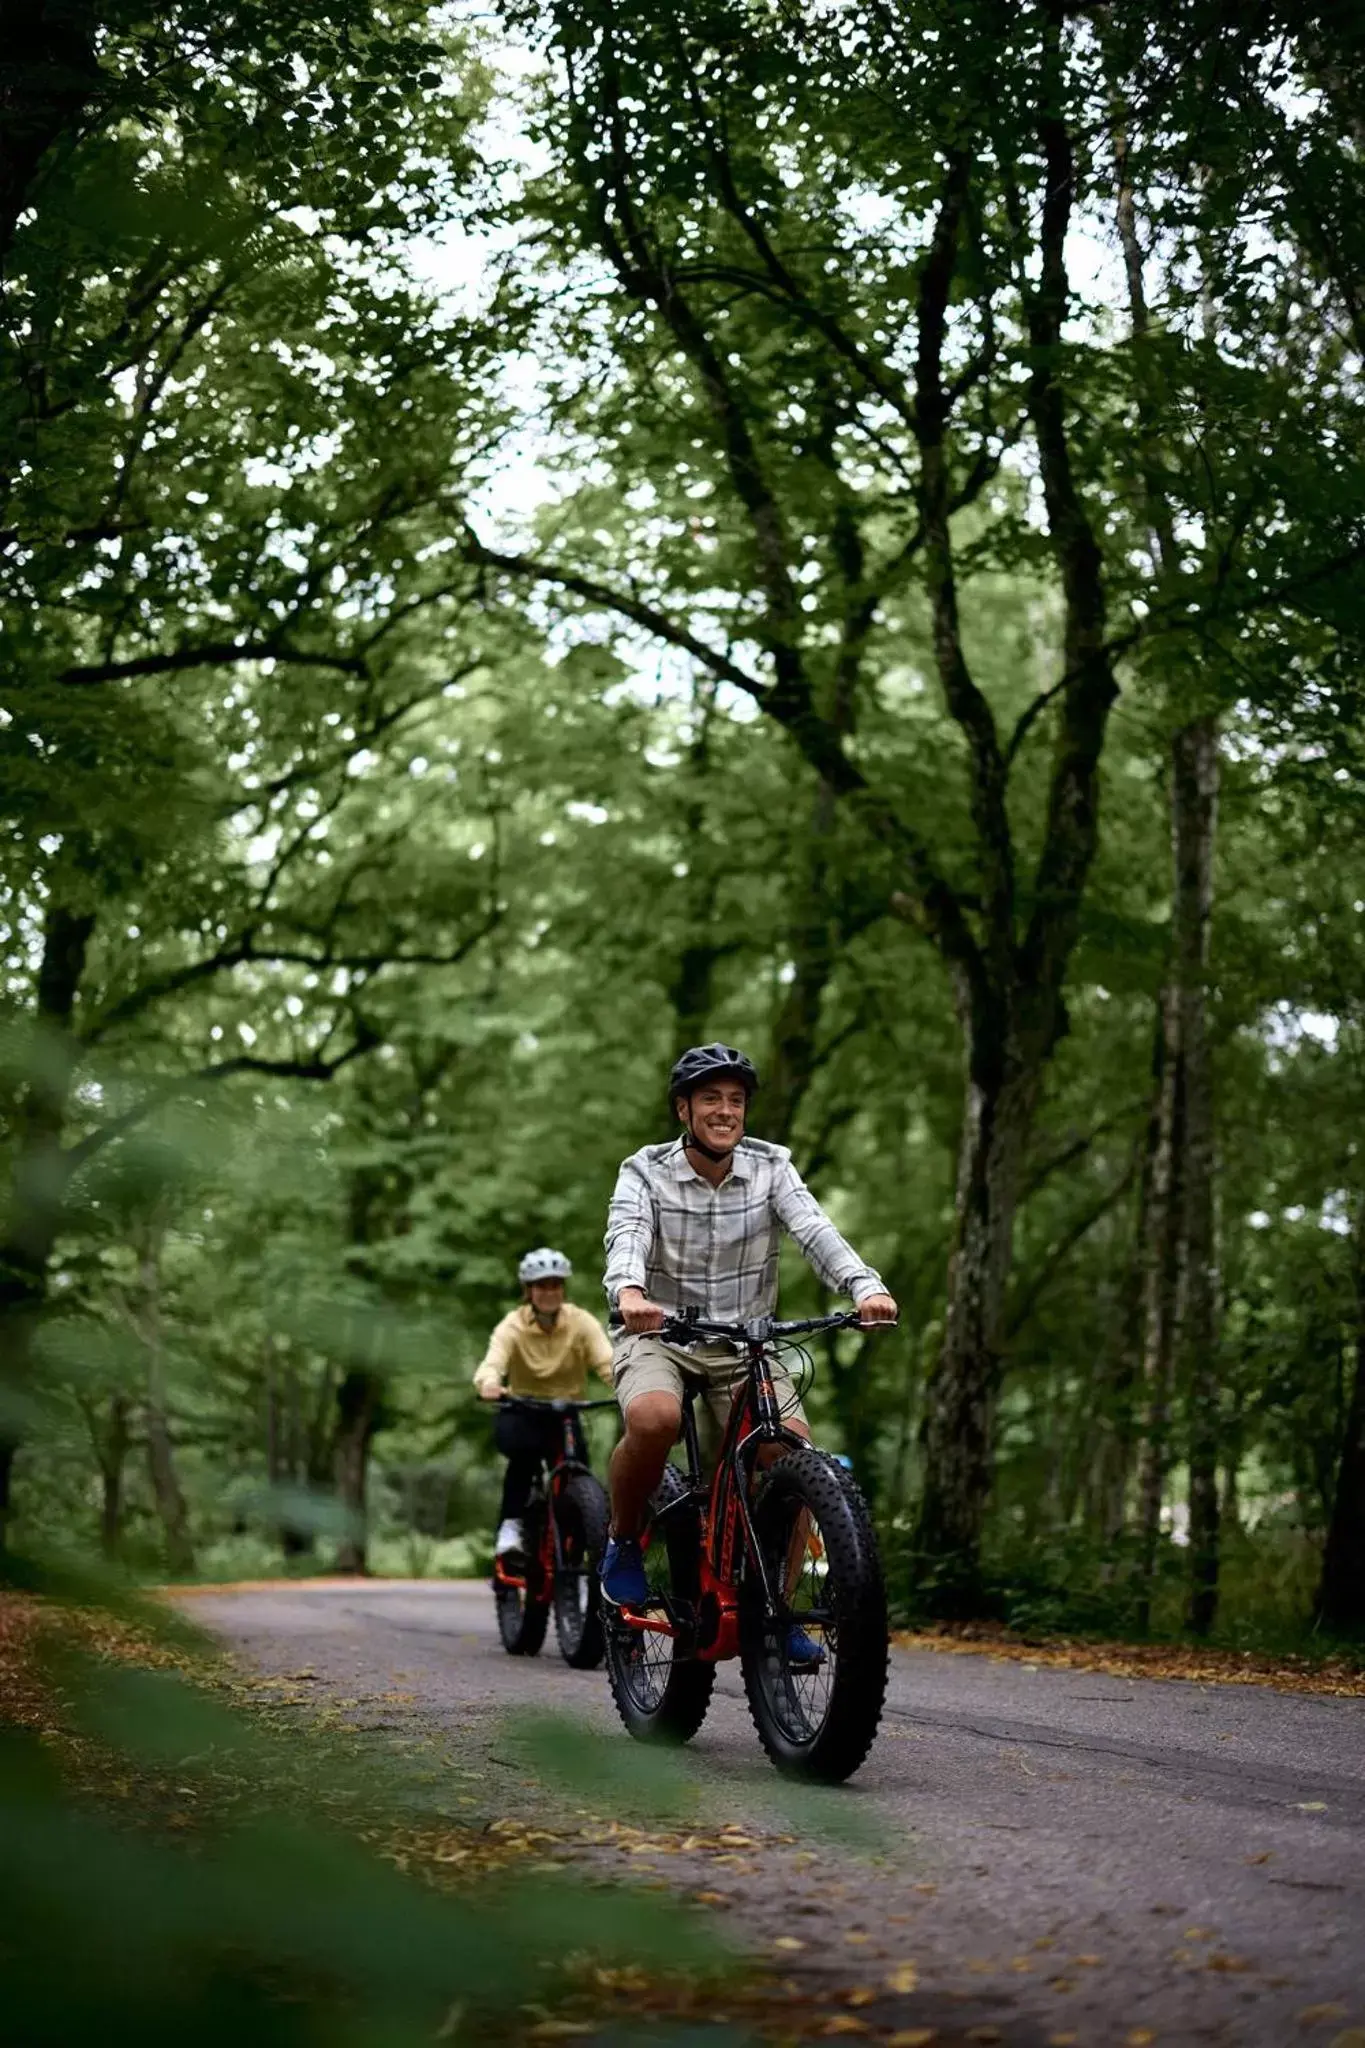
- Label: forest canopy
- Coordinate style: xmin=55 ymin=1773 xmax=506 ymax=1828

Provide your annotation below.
xmin=4 ymin=0 xmax=1365 ymax=1644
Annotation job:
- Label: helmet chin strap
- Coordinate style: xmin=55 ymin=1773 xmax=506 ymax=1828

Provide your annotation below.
xmin=683 ymin=1122 xmax=742 ymax=1164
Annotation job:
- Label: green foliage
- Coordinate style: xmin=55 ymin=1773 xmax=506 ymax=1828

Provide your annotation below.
xmin=5 ymin=0 xmax=1365 ymax=1639
xmin=1 ymin=1615 xmax=705 ymax=2048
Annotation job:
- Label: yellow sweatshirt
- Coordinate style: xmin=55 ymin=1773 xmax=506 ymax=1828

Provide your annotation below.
xmin=472 ymin=1302 xmax=614 ymax=1401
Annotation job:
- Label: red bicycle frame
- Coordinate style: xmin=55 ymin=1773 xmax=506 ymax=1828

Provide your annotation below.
xmin=614 ymin=1311 xmax=857 ymax=1660
xmin=491 ymin=1396 xmax=614 ymax=1595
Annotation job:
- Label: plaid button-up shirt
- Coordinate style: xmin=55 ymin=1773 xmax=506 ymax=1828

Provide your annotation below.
xmin=603 ymin=1136 xmax=884 ymax=1325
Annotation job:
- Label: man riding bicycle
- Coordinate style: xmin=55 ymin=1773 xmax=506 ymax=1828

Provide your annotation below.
xmin=599 ymin=1043 xmax=897 ymax=1651
xmin=475 ymin=1247 xmax=613 ymax=1565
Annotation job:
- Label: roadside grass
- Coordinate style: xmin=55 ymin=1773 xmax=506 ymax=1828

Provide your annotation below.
xmin=885 ymin=1514 xmax=1365 ymax=1689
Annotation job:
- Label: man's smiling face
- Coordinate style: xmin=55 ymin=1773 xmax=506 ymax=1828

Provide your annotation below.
xmin=678 ymin=1077 xmax=748 ymax=1155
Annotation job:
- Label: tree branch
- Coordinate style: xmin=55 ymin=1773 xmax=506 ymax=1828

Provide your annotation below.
xmin=62 ymin=1019 xmax=384 ymax=1172
xmin=1013 ymin=67 xmax=1121 ymax=1019
xmin=1005 ymin=1159 xmax=1137 ymax=1339
xmin=57 ymin=642 xmax=369 ymax=687
xmin=914 ymin=147 xmax=1015 ymax=952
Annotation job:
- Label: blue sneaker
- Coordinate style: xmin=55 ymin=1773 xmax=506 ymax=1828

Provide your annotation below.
xmin=600 ymin=1534 xmax=649 ymax=1606
xmin=786 ymin=1623 xmax=827 ymax=1670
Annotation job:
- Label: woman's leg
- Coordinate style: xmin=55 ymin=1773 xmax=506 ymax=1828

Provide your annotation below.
xmin=494 ymin=1407 xmax=543 ymax=1523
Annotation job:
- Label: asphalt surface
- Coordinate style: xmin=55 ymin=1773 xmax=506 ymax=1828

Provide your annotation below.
xmin=181 ymin=1580 xmax=1365 ymax=2047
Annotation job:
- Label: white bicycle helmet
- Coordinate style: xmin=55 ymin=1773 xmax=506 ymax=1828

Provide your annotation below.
xmin=518 ymin=1246 xmax=572 ymax=1285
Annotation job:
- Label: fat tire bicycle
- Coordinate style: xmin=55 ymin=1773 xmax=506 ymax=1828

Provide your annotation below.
xmin=491 ymin=1394 xmax=615 ymax=1668
xmin=602 ymin=1310 xmax=890 ymax=1783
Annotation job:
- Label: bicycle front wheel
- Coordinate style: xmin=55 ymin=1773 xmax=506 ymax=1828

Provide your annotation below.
xmin=604 ymin=1465 xmax=715 ymax=1745
xmin=740 ymin=1446 xmax=888 ymax=1782
xmin=553 ymin=1471 xmax=609 ymax=1669
xmin=493 ymin=1504 xmax=549 ymax=1657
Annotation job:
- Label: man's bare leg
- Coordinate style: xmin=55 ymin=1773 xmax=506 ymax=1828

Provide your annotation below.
xmin=608 ymin=1392 xmax=681 ymax=1538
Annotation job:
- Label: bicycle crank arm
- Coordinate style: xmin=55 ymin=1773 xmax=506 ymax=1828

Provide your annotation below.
xmin=614 ymin=1609 xmax=676 ymax=1636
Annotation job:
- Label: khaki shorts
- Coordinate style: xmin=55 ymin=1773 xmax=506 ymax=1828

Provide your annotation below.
xmin=613 ymin=1332 xmax=807 ymax=1433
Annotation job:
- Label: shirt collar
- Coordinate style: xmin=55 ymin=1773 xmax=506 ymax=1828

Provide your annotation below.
xmin=667 ymin=1136 xmax=753 ymax=1183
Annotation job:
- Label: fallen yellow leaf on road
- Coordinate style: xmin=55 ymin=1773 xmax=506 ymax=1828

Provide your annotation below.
xmin=1073 ymin=1953 xmax=1102 ymax=1967
xmin=885 ymin=1964 xmax=919 ymax=1994
xmin=1126 ymin=2031 xmax=1157 ymax=2045
xmin=887 ymin=2032 xmax=936 ymax=2047
xmin=844 ymin=1987 xmax=877 ymax=2007
xmin=965 ymin=2029 xmax=1003 ymax=2045
xmin=1297 ymin=2005 xmax=1347 ymax=2026
xmin=819 ymin=2017 xmax=871 ymax=2037
xmin=1183 ymin=1927 xmax=1213 ymax=1941
xmin=1327 ymin=2034 xmax=1365 ymax=2048
xmin=844 ymin=1930 xmax=871 ymax=1945
xmin=1297 ymin=1801 xmax=1328 ymax=1813
xmin=1206 ymin=1953 xmax=1251 ymax=1973
xmin=692 ymin=1891 xmax=725 ymax=1906
xmin=773 ymin=1936 xmax=806 ymax=1952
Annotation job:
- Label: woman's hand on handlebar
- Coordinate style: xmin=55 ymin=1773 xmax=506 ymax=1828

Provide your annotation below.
xmin=857 ymin=1291 xmax=898 ymax=1325
xmin=617 ymin=1286 xmax=666 ymax=1334
xmin=479 ymin=1382 xmax=504 ymax=1402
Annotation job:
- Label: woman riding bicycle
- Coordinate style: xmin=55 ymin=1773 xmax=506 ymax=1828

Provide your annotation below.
xmin=474 ymin=1247 xmax=613 ymax=1566
xmin=600 ymin=1044 xmax=897 ymax=1646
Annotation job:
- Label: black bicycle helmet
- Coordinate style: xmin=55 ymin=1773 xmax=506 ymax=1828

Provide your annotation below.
xmin=668 ymin=1042 xmax=759 ymax=1109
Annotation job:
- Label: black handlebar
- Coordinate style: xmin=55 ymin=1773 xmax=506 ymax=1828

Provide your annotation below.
xmin=496 ymin=1393 xmax=618 ymax=1413
xmin=609 ymin=1307 xmax=894 ymax=1345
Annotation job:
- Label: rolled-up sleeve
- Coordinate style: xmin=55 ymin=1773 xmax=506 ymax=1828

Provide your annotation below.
xmin=603 ymin=1158 xmax=656 ymax=1306
xmin=578 ymin=1309 xmax=615 ymax=1385
xmin=472 ymin=1312 xmax=515 ymax=1399
xmin=771 ymin=1160 xmax=885 ymax=1303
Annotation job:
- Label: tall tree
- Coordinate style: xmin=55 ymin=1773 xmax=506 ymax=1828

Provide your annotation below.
xmin=471 ymin=0 xmax=1363 ymax=1597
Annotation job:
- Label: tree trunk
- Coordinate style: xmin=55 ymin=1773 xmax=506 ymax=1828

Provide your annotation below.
xmin=0 ymin=0 xmax=104 ymax=257
xmin=98 ymin=1393 xmax=131 ymax=1559
xmin=760 ymin=779 xmax=841 ymax=1148
xmin=264 ymin=1339 xmax=315 ymax=1558
xmin=1316 ymin=1197 xmax=1365 ymax=1634
xmin=1112 ymin=139 xmax=1222 ymax=1631
xmin=1133 ymin=985 xmax=1185 ymax=1631
xmin=137 ymin=1226 xmax=194 ymax=1577
xmin=1176 ymin=718 xmax=1221 ymax=1633
xmin=333 ymin=1368 xmax=380 ymax=1574
xmin=0 ymin=1441 xmax=14 ymax=1550
xmin=1221 ymin=1379 xmax=1245 ymax=1537
xmin=1089 ymin=1061 xmax=1163 ymax=1544
xmin=666 ymin=679 xmax=734 ymax=1048
xmin=0 ymin=900 xmax=95 ymax=1550
xmin=913 ymin=1030 xmax=1039 ymax=1607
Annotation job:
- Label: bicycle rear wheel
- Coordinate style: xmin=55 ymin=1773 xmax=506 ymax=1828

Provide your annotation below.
xmin=740 ymin=1446 xmax=887 ymax=1781
xmin=553 ymin=1471 xmax=609 ymax=1669
xmin=493 ymin=1503 xmax=549 ymax=1656
xmin=604 ymin=1465 xmax=715 ymax=1744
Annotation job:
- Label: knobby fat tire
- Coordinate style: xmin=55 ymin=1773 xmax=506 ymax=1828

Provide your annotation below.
xmin=494 ymin=1503 xmax=550 ymax=1656
xmin=554 ymin=1470 xmax=609 ymax=1669
xmin=740 ymin=1447 xmax=889 ymax=1782
xmin=604 ymin=1463 xmax=716 ymax=1744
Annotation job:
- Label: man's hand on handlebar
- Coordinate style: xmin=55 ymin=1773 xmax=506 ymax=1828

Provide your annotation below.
xmin=857 ymin=1291 xmax=898 ymax=1325
xmin=616 ymin=1285 xmax=666 ymax=1334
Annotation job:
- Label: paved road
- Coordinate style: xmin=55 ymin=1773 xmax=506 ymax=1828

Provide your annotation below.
xmin=183 ymin=1581 xmax=1365 ymax=2046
